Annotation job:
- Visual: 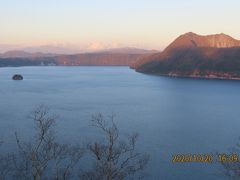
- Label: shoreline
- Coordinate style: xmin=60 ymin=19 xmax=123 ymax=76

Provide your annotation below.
xmin=136 ymin=70 xmax=240 ymax=81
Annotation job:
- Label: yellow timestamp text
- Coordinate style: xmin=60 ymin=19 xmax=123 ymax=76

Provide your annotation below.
xmin=172 ymin=154 xmax=213 ymax=163
xmin=172 ymin=153 xmax=240 ymax=163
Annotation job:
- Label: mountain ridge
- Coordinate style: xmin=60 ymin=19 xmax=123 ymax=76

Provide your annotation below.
xmin=132 ymin=32 xmax=240 ymax=79
xmin=165 ymin=32 xmax=240 ymax=50
xmin=0 ymin=48 xmax=156 ymax=67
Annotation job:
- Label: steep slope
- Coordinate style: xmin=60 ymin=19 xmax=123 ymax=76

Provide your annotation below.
xmin=133 ymin=33 xmax=240 ymax=79
xmin=165 ymin=32 xmax=240 ymax=50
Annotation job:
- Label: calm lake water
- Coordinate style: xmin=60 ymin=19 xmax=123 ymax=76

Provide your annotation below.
xmin=1 ymin=66 xmax=240 ymax=179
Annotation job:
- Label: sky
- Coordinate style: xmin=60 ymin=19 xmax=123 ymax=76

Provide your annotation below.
xmin=0 ymin=0 xmax=240 ymax=51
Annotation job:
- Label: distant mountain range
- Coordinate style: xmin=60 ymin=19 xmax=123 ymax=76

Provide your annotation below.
xmin=0 ymin=48 xmax=158 ymax=67
xmin=2 ymin=33 xmax=240 ymax=80
xmin=0 ymin=50 xmax=56 ymax=58
xmin=96 ymin=47 xmax=158 ymax=54
xmin=132 ymin=32 xmax=240 ymax=79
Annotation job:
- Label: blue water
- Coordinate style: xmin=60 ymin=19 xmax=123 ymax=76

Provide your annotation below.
xmin=1 ymin=66 xmax=240 ymax=179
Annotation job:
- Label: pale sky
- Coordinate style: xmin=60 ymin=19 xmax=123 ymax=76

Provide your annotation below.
xmin=1 ymin=0 xmax=240 ymax=50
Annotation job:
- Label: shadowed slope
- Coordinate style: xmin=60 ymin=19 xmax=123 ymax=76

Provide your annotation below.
xmin=133 ymin=33 xmax=240 ymax=79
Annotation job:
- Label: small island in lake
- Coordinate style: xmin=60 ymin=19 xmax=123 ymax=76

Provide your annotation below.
xmin=12 ymin=74 xmax=23 ymax=80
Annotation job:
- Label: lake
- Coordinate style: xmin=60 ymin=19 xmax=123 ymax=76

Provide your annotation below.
xmin=1 ymin=66 xmax=240 ymax=179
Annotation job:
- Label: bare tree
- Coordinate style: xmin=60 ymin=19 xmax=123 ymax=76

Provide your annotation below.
xmin=0 ymin=107 xmax=150 ymax=179
xmin=13 ymin=105 xmax=83 ymax=180
xmin=80 ymin=113 xmax=149 ymax=180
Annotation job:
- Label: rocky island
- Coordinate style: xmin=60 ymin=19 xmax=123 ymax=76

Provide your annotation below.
xmin=12 ymin=74 xmax=23 ymax=80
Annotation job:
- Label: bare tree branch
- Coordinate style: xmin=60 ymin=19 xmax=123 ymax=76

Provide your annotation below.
xmin=80 ymin=113 xmax=149 ymax=180
xmin=12 ymin=104 xmax=83 ymax=180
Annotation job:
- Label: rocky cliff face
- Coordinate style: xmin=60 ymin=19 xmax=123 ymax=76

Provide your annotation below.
xmin=165 ymin=32 xmax=240 ymax=50
xmin=133 ymin=32 xmax=240 ymax=79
